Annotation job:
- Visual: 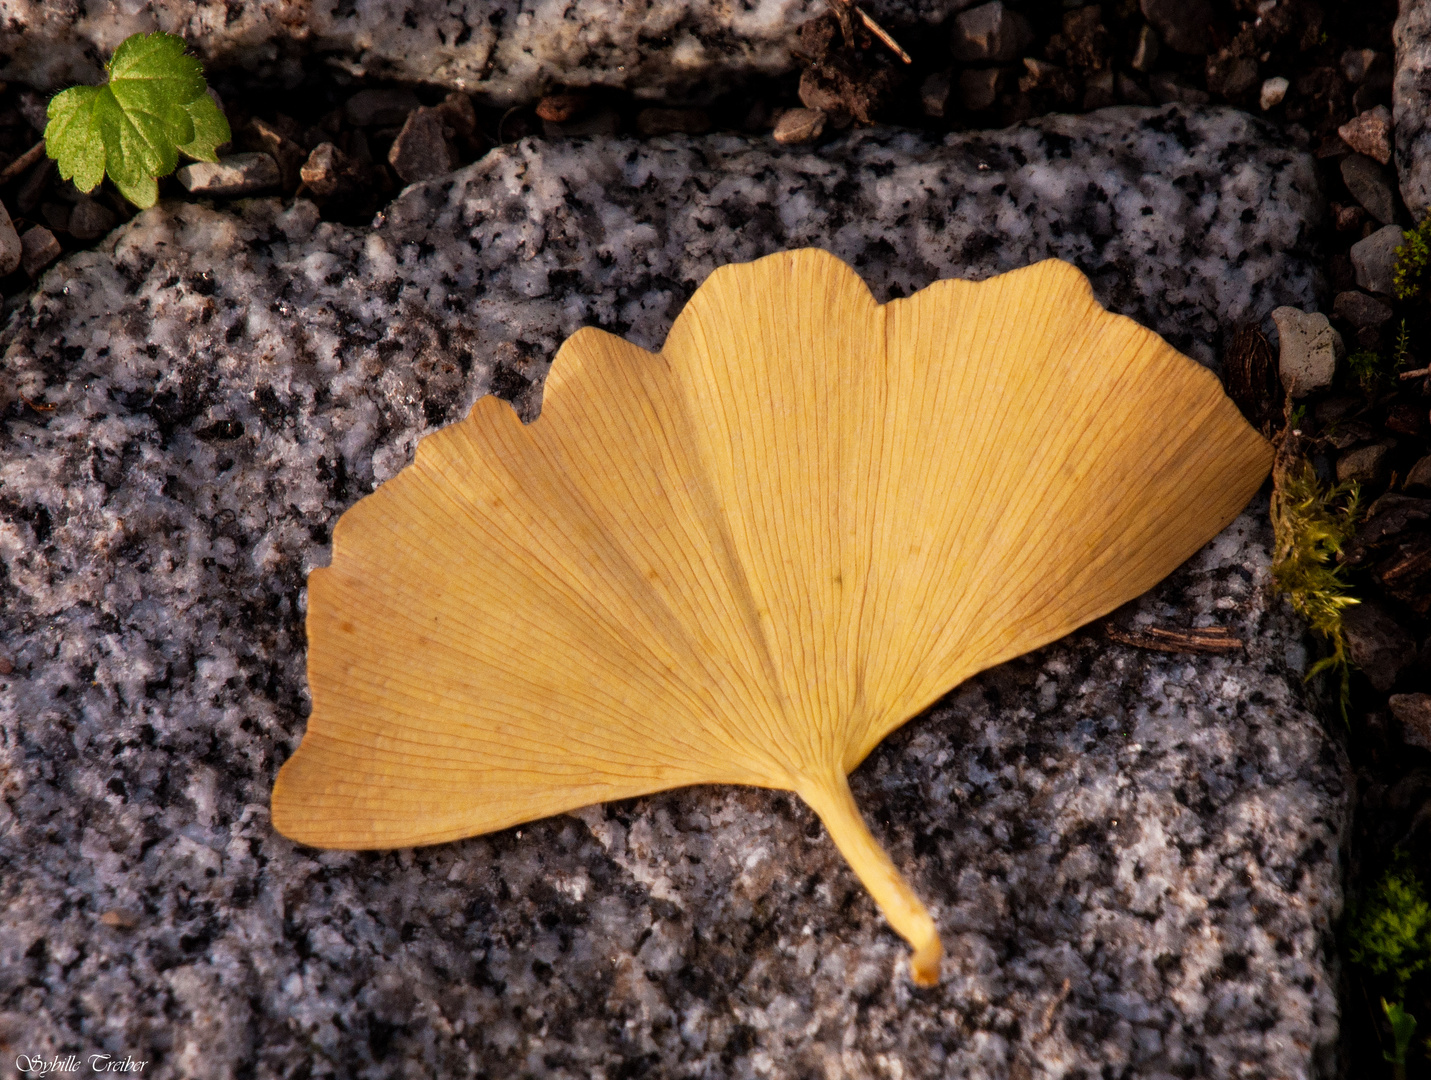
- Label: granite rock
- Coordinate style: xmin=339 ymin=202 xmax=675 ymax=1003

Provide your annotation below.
xmin=0 ymin=110 xmax=1342 ymax=1079
xmin=1395 ymin=0 xmax=1431 ymax=216
xmin=1351 ymin=223 xmax=1406 ymax=295
xmin=0 ymin=0 xmax=965 ymax=104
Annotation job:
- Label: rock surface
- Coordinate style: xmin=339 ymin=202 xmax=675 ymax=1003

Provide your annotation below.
xmin=0 ymin=109 xmax=1343 ymax=1079
xmin=0 ymin=0 xmax=965 ymax=103
xmin=1396 ymin=0 xmax=1431 ymax=217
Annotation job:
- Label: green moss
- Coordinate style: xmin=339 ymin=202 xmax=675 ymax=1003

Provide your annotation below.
xmin=1351 ymin=859 xmax=1431 ymax=1000
xmin=1394 ymin=217 xmax=1431 ymax=302
xmin=1269 ymin=458 xmax=1361 ymax=711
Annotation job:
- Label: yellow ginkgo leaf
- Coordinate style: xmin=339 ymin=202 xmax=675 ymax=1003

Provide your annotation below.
xmin=271 ymin=249 xmax=1273 ymax=987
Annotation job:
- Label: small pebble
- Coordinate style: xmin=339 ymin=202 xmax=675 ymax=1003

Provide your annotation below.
xmin=388 ymin=106 xmax=453 ymax=184
xmin=68 ymin=197 xmax=117 ymax=242
xmin=1336 ymin=442 xmax=1392 ymax=486
xmin=920 ymin=71 xmax=952 ymax=118
xmin=543 ymin=110 xmax=620 ymax=138
xmin=0 ymin=654 xmax=12 ymax=675
xmin=19 ymin=225 xmax=59 ymax=276
xmin=1271 ymin=306 xmax=1342 ymax=398
xmin=1341 ymin=48 xmax=1381 ymax=86
xmin=345 ymin=88 xmax=421 ymax=127
xmin=0 ymin=198 xmax=21 ymax=275
xmin=535 ymin=93 xmax=588 ymax=124
xmin=1405 ymin=454 xmax=1431 ymax=492
xmin=1333 ymin=203 xmax=1367 ymax=232
xmin=951 ymin=1 xmax=1033 ymax=63
xmin=1338 ymin=106 xmax=1393 ymax=166
xmin=433 ymin=94 xmax=475 ymax=141
xmin=241 ymin=117 xmax=308 ymax=191
xmin=1259 ymin=76 xmax=1288 ymax=111
xmin=1140 ymin=0 xmax=1213 ymax=55
xmin=959 ymin=68 xmax=1002 ymax=112
xmin=1116 ymin=72 xmax=1151 ymax=105
xmin=1343 ymin=602 xmax=1417 ymax=693
xmin=1340 ymin=153 xmax=1397 ymax=224
xmin=176 ymin=153 xmax=280 ymax=197
xmin=1350 ymin=224 xmax=1404 ymax=295
xmin=772 ymin=108 xmax=826 ymax=145
xmin=98 ymin=910 xmax=140 ymax=930
xmin=1148 ymin=71 xmax=1209 ymax=105
xmin=1083 ymin=69 xmax=1115 ymax=110
xmin=1130 ymin=24 xmax=1159 ymax=72
xmin=1332 ymin=290 xmax=1393 ymax=329
xmin=635 ymin=108 xmax=711 ymax=136
xmin=1392 ymin=694 xmax=1431 ymax=750
xmin=299 ymin=143 xmax=362 ymax=198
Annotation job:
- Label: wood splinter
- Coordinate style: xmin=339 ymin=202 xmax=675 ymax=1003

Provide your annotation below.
xmin=829 ymin=0 xmax=913 ymax=63
xmin=1104 ymin=623 xmax=1245 ymax=654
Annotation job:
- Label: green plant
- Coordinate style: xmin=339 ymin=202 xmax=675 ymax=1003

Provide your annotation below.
xmin=1348 ymin=348 xmax=1385 ymax=393
xmin=1393 ymin=217 xmax=1431 ymax=302
xmin=1269 ymin=458 xmax=1361 ymax=712
xmin=1350 ymin=857 xmax=1431 ymax=992
xmin=44 ymin=31 xmax=229 ymax=209
xmin=1384 ymin=999 xmax=1418 ymax=1080
xmin=1393 ymin=319 xmax=1412 ymax=370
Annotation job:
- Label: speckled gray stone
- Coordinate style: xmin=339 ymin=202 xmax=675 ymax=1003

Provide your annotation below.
xmin=0 ymin=0 xmax=963 ymax=103
xmin=1395 ymin=0 xmax=1431 ymax=216
xmin=0 ymin=109 xmax=1344 ymax=1080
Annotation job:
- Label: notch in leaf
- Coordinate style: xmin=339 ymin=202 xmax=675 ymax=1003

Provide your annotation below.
xmin=271 ymin=250 xmax=1273 ymax=986
xmin=45 ymin=31 xmax=230 ymax=209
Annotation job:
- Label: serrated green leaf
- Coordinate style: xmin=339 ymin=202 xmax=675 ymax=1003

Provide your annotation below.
xmin=43 ymin=31 xmax=214 ymax=210
xmin=177 ymin=92 xmax=230 ymax=163
xmin=44 ymin=84 xmax=107 ymax=192
xmin=111 ymin=171 xmax=158 ymax=210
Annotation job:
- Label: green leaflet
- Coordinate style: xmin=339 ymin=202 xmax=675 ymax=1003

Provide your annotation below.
xmin=44 ymin=31 xmax=229 ymax=209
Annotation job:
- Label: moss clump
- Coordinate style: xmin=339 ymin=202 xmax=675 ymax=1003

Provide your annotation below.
xmin=1394 ymin=217 xmax=1431 ymax=302
xmin=1269 ymin=458 xmax=1361 ymax=709
xmin=1350 ymin=858 xmax=1431 ymax=993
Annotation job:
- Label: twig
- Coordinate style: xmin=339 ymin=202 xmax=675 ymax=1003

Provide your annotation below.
xmin=828 ymin=0 xmax=912 ymax=63
xmin=855 ymin=6 xmax=912 ymax=63
xmin=18 ymin=393 xmax=57 ymax=412
xmin=1398 ymin=366 xmax=1430 ymax=380
xmin=1105 ymin=624 xmax=1244 ymax=654
xmin=0 ymin=140 xmax=45 ymax=186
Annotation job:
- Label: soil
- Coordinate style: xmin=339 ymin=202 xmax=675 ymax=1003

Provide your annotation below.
xmin=0 ymin=1 xmax=1425 ymax=1074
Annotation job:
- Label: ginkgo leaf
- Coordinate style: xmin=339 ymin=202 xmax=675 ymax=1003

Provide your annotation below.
xmin=271 ymin=250 xmax=1273 ymax=987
